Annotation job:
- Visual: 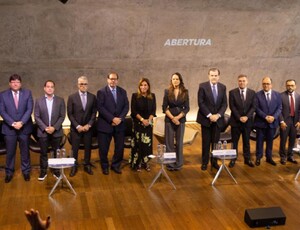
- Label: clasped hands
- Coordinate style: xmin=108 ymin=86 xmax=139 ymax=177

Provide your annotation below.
xmin=209 ymin=114 xmax=220 ymax=123
xmin=112 ymin=117 xmax=122 ymax=126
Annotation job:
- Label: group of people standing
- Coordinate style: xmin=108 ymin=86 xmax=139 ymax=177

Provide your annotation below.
xmin=0 ymin=68 xmax=299 ymax=183
xmin=197 ymin=68 xmax=300 ymax=171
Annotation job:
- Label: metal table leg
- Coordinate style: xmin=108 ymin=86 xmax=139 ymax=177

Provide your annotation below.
xmin=49 ymin=167 xmax=76 ymax=197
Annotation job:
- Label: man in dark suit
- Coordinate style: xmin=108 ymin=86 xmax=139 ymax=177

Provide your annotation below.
xmin=34 ymin=80 xmax=66 ymax=181
xmin=279 ymin=79 xmax=300 ymax=165
xmin=229 ymin=74 xmax=256 ymax=168
xmin=67 ymin=76 xmax=97 ymax=176
xmin=254 ymin=76 xmax=282 ymax=166
xmin=0 ymin=74 xmax=33 ymax=183
xmin=97 ymin=72 xmax=129 ymax=175
xmin=196 ymin=68 xmax=227 ymax=171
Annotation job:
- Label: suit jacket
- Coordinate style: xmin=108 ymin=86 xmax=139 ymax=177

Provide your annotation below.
xmin=229 ymin=87 xmax=256 ymax=127
xmin=162 ymin=89 xmax=189 ymax=123
xmin=254 ymin=90 xmax=282 ymax=128
xmin=196 ymin=81 xmax=227 ymax=128
xmin=67 ymin=91 xmax=97 ymax=132
xmin=0 ymin=88 xmax=33 ymax=135
xmin=97 ymin=85 xmax=129 ymax=133
xmin=279 ymin=91 xmax=300 ymax=125
xmin=34 ymin=95 xmax=66 ymax=138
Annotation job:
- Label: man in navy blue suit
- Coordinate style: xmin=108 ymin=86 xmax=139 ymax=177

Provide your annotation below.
xmin=97 ymin=72 xmax=129 ymax=175
xmin=196 ymin=68 xmax=227 ymax=171
xmin=254 ymin=76 xmax=282 ymax=166
xmin=0 ymin=74 xmax=33 ymax=183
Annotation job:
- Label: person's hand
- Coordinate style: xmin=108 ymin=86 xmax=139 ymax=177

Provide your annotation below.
xmin=24 ymin=209 xmax=51 ymax=230
xmin=45 ymin=126 xmax=55 ymax=134
xmin=240 ymin=116 xmax=248 ymax=123
xmin=82 ymin=124 xmax=90 ymax=132
xmin=295 ymin=122 xmax=300 ymax=129
xmin=14 ymin=121 xmax=23 ymax=130
xmin=280 ymin=122 xmax=287 ymax=130
xmin=112 ymin=117 xmax=122 ymax=126
xmin=171 ymin=117 xmax=180 ymax=125
xmin=209 ymin=114 xmax=219 ymax=123
xmin=141 ymin=119 xmax=150 ymax=126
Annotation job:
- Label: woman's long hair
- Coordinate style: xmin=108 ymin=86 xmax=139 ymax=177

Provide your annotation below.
xmin=137 ymin=78 xmax=153 ymax=99
xmin=168 ymin=72 xmax=188 ymax=100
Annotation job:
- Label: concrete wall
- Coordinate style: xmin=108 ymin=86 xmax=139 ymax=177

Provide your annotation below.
xmin=0 ymin=0 xmax=299 ymax=122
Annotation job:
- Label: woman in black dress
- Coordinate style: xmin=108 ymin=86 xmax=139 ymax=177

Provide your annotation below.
xmin=129 ymin=78 xmax=156 ymax=171
xmin=162 ymin=72 xmax=189 ymax=171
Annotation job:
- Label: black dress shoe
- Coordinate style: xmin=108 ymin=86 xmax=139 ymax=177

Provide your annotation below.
xmin=266 ymin=158 xmax=277 ymax=166
xmin=280 ymin=160 xmax=286 ymax=165
xmin=212 ymin=162 xmax=220 ymax=170
xmin=110 ymin=166 xmax=122 ymax=174
xmin=201 ymin=164 xmax=207 ymax=171
xmin=5 ymin=175 xmax=13 ymax=183
xmin=229 ymin=160 xmax=235 ymax=168
xmin=287 ymin=158 xmax=298 ymax=164
xmin=102 ymin=168 xmax=109 ymax=175
xmin=84 ymin=165 xmax=93 ymax=175
xmin=255 ymin=159 xmax=260 ymax=166
xmin=244 ymin=160 xmax=255 ymax=167
xmin=69 ymin=166 xmax=78 ymax=177
xmin=23 ymin=174 xmax=30 ymax=181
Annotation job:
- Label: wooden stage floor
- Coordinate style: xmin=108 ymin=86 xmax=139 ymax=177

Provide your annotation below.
xmin=0 ymin=123 xmax=300 ymax=229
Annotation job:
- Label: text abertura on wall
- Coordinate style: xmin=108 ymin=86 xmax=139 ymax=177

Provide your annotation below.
xmin=164 ymin=38 xmax=212 ymax=46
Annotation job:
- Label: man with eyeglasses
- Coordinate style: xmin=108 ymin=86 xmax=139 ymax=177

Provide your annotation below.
xmin=96 ymin=72 xmax=129 ymax=175
xmin=279 ymin=79 xmax=300 ymax=165
xmin=254 ymin=77 xmax=282 ymax=166
xmin=0 ymin=74 xmax=33 ymax=183
xmin=67 ymin=76 xmax=97 ymax=176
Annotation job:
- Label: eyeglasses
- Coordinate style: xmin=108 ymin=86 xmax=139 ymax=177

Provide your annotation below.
xmin=262 ymin=83 xmax=271 ymax=85
xmin=79 ymin=83 xmax=88 ymax=86
xmin=108 ymin=78 xmax=118 ymax=81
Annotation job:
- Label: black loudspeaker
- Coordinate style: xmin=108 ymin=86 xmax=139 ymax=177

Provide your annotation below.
xmin=244 ymin=207 xmax=286 ymax=228
xmin=59 ymin=0 xmax=68 ymax=4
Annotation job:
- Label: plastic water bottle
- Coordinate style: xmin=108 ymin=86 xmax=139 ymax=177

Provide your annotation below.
xmin=217 ymin=141 xmax=222 ymax=150
xmin=157 ymin=144 xmax=162 ymax=158
xmin=223 ymin=140 xmax=227 ymax=149
xmin=61 ymin=148 xmax=66 ymax=158
xmin=56 ymin=149 xmax=60 ymax=158
xmin=161 ymin=144 xmax=166 ymax=160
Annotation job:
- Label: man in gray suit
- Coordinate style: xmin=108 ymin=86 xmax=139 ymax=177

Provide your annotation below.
xmin=279 ymin=79 xmax=300 ymax=165
xmin=34 ymin=80 xmax=66 ymax=181
xmin=67 ymin=76 xmax=97 ymax=176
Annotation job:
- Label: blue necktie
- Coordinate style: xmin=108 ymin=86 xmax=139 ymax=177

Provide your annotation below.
xmin=112 ymin=88 xmax=117 ymax=103
xmin=212 ymin=85 xmax=217 ymax=103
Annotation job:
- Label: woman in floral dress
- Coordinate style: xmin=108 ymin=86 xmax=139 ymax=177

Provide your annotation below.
xmin=129 ymin=78 xmax=156 ymax=171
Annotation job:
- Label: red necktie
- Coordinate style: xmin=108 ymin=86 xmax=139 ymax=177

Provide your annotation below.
xmin=290 ymin=93 xmax=295 ymax=117
xmin=14 ymin=92 xmax=18 ymax=109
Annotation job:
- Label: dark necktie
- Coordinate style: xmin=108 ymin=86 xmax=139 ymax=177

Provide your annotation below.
xmin=266 ymin=93 xmax=270 ymax=106
xmin=290 ymin=93 xmax=295 ymax=117
xmin=241 ymin=90 xmax=245 ymax=103
xmin=212 ymin=84 xmax=217 ymax=103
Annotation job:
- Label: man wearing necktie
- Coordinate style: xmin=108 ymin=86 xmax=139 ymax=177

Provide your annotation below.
xmin=97 ymin=72 xmax=129 ymax=175
xmin=34 ymin=80 xmax=66 ymax=181
xmin=279 ymin=79 xmax=300 ymax=165
xmin=196 ymin=68 xmax=227 ymax=171
xmin=0 ymin=74 xmax=33 ymax=183
xmin=229 ymin=74 xmax=256 ymax=168
xmin=254 ymin=77 xmax=282 ymax=166
xmin=67 ymin=76 xmax=97 ymax=176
